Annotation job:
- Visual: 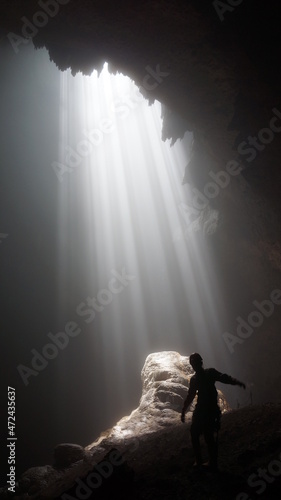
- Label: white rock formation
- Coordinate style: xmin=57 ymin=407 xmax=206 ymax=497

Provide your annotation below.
xmin=87 ymin=351 xmax=230 ymax=449
xmin=1 ymin=352 xmax=231 ymax=499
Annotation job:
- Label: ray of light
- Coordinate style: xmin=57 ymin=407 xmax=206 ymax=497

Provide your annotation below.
xmin=56 ymin=63 xmax=231 ymax=413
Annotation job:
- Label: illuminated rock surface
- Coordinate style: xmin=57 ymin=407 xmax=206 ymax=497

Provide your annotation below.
xmin=90 ymin=351 xmax=229 ymax=446
xmin=1 ymin=352 xmax=280 ymax=499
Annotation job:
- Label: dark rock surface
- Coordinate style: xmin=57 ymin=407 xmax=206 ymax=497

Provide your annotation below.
xmin=53 ymin=443 xmax=89 ymax=469
xmin=2 ymin=404 xmax=280 ymax=499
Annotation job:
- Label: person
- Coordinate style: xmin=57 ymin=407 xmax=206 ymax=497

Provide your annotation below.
xmin=181 ymin=352 xmax=246 ymax=471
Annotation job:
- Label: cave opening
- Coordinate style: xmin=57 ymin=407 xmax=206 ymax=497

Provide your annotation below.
xmin=53 ymin=56 xmax=244 ymax=418
xmin=1 ymin=2 xmax=281 ymax=493
xmin=0 ymin=43 xmax=249 ymax=476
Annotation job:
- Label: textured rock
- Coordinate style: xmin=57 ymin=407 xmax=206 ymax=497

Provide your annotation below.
xmin=1 ymin=353 xmax=280 ymax=499
xmin=53 ymin=443 xmax=88 ymax=469
xmin=18 ymin=465 xmax=58 ymax=495
xmin=0 ymin=3 xmax=281 ymax=498
xmin=140 ymin=351 xmax=191 ymax=408
xmin=87 ymin=351 xmax=230 ymax=447
xmin=140 ymin=351 xmax=230 ymax=415
xmin=59 ymin=448 xmax=135 ymax=499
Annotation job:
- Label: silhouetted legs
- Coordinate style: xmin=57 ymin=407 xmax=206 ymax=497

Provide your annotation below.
xmin=204 ymin=426 xmax=218 ymax=470
xmin=190 ymin=419 xmax=203 ymax=466
xmin=190 ymin=410 xmax=219 ymax=470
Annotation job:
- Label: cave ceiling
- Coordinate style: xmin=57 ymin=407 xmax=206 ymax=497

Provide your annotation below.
xmin=1 ymin=0 xmax=281 ymax=399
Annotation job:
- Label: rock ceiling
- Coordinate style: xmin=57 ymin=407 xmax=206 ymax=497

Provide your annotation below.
xmin=1 ymin=0 xmax=281 ymax=400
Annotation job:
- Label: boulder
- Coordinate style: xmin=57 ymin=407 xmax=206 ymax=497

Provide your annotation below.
xmin=53 ymin=443 xmax=88 ymax=468
xmin=18 ymin=465 xmax=55 ymax=495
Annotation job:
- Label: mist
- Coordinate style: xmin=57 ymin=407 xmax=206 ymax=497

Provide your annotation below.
xmin=1 ymin=42 xmax=246 ymax=481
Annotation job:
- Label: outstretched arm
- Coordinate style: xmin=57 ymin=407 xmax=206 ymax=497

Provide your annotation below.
xmin=217 ymin=371 xmax=246 ymax=389
xmin=181 ymin=378 xmax=196 ymax=423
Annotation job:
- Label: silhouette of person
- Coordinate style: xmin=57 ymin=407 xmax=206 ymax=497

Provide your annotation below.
xmin=181 ymin=353 xmax=246 ymax=471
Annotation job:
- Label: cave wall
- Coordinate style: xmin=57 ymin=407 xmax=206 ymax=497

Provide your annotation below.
xmin=1 ymin=0 xmax=281 ymax=402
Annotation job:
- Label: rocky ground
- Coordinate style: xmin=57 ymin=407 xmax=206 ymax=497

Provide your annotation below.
xmin=1 ymin=403 xmax=280 ymax=500
xmin=55 ymin=403 xmax=281 ymax=500
xmin=1 ymin=353 xmax=281 ymax=500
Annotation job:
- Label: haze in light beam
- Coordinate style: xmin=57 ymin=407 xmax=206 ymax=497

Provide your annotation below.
xmin=56 ymin=63 xmax=229 ymax=409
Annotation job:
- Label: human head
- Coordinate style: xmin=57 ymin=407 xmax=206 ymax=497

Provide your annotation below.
xmin=189 ymin=352 xmax=203 ymax=371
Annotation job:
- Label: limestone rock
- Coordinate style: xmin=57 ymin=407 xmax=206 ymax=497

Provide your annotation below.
xmin=139 ymin=350 xmax=229 ymax=415
xmin=89 ymin=351 xmax=230 ymax=447
xmin=139 ymin=351 xmax=192 ymax=411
